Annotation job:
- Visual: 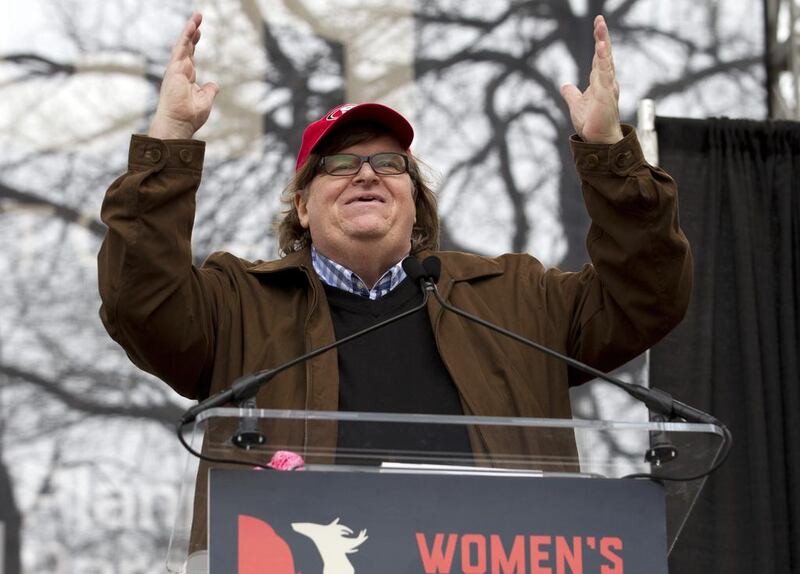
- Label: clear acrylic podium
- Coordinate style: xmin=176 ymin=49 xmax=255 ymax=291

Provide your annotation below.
xmin=167 ymin=408 xmax=726 ymax=573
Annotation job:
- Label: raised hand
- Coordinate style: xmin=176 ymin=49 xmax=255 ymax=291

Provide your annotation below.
xmin=560 ymin=15 xmax=623 ymax=145
xmin=148 ymin=13 xmax=219 ymax=140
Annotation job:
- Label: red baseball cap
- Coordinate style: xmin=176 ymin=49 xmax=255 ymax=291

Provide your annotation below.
xmin=295 ymin=103 xmax=414 ymax=172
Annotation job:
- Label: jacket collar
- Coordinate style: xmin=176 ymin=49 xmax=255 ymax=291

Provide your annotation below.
xmin=246 ymin=246 xmax=505 ymax=284
xmin=417 ymin=249 xmax=504 ymax=282
xmin=246 ymin=247 xmax=312 ymax=274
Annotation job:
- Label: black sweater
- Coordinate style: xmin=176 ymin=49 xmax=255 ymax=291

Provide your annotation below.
xmin=324 ymin=279 xmax=473 ymax=461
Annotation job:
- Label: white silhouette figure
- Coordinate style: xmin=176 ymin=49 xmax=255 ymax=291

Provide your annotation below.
xmin=292 ymin=518 xmax=368 ymax=574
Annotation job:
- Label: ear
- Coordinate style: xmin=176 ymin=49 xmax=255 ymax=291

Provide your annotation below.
xmin=295 ymin=191 xmax=310 ymax=229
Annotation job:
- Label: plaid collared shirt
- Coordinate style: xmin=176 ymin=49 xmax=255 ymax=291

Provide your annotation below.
xmin=311 ymin=247 xmax=407 ymax=300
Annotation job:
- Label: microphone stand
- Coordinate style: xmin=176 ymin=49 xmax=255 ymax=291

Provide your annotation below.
xmin=180 ymin=287 xmax=430 ymax=426
xmin=412 ymin=256 xmax=732 ymax=482
xmin=176 ymin=274 xmax=431 ymax=468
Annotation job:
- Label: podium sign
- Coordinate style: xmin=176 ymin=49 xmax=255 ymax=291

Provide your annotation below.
xmin=167 ymin=409 xmax=726 ymax=573
xmin=209 ymin=469 xmax=667 ymax=574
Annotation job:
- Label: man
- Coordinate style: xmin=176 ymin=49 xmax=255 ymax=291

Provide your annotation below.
xmin=99 ymin=13 xmax=690 ymax=462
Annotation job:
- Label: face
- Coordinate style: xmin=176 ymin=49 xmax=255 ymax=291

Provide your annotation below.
xmin=295 ymin=134 xmax=416 ymax=260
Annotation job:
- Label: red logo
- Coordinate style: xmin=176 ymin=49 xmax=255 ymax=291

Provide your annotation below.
xmin=238 ymin=515 xmax=368 ymax=574
xmin=238 ymin=515 xmax=296 ymax=574
xmin=237 ymin=515 xmax=625 ymax=573
xmin=326 ymin=104 xmax=358 ymax=121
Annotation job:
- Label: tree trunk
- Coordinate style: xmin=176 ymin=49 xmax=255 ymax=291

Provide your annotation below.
xmin=0 ymin=456 xmax=21 ymax=574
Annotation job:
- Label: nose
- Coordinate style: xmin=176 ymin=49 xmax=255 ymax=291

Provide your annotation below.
xmin=352 ymin=160 xmax=379 ymax=184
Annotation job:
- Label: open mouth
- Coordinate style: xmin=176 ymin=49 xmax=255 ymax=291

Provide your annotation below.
xmin=346 ymin=194 xmax=384 ymax=204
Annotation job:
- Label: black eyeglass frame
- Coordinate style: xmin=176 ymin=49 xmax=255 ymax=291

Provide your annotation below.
xmin=317 ymin=152 xmax=409 ymax=176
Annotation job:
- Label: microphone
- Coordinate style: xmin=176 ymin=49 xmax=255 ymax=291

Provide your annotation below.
xmin=422 ymin=255 xmax=441 ymax=283
xmin=412 ymin=255 xmax=730 ymax=475
xmin=401 ymin=255 xmax=428 ymax=285
xmin=180 ymin=257 xmax=430 ymax=426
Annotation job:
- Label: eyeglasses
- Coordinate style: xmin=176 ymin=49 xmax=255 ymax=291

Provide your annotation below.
xmin=318 ymin=152 xmax=409 ymax=176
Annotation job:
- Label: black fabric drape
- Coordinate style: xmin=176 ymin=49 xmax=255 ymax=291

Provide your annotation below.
xmin=652 ymin=117 xmax=800 ymax=573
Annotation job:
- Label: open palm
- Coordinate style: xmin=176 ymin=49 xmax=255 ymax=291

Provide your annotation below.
xmin=560 ymin=16 xmax=623 ymax=145
xmin=149 ymin=13 xmax=219 ymax=140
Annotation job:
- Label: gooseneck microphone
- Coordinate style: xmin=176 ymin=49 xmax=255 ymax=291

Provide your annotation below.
xmin=180 ymin=261 xmax=430 ymax=426
xmin=404 ymin=255 xmax=731 ymax=479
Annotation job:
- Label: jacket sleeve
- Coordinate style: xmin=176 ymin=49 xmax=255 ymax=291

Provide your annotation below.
xmin=98 ymin=135 xmax=220 ymax=399
xmin=554 ymin=125 xmax=692 ymax=384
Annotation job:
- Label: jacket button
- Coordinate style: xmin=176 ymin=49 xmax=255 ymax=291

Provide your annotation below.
xmin=614 ymin=151 xmax=632 ymax=168
xmin=145 ymin=148 xmax=162 ymax=163
xmin=583 ymin=154 xmax=599 ymax=169
xmin=179 ymin=149 xmax=194 ymax=163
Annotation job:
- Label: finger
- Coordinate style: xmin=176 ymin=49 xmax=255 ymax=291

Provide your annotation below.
xmin=174 ymin=55 xmax=196 ymax=79
xmin=592 ymin=17 xmax=615 ymax=78
xmin=590 ymin=67 xmax=616 ymax=93
xmin=590 ymin=49 xmax=618 ymax=92
xmin=190 ymin=20 xmax=203 ymax=58
xmin=200 ymin=81 xmax=220 ymax=103
xmin=171 ymin=12 xmax=202 ymax=62
xmin=170 ymin=25 xmax=194 ymax=62
xmin=594 ymin=15 xmax=614 ymax=67
xmin=560 ymin=83 xmax=582 ymax=109
xmin=192 ymin=13 xmax=203 ymax=51
xmin=594 ymin=15 xmax=608 ymax=44
xmin=594 ymin=41 xmax=613 ymax=72
xmin=591 ymin=49 xmax=612 ymax=79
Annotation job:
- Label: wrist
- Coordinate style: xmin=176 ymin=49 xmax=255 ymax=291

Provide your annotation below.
xmin=581 ymin=125 xmax=624 ymax=145
xmin=148 ymin=114 xmax=196 ymax=140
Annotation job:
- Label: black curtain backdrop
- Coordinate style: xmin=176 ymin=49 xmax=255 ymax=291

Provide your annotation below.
xmin=652 ymin=117 xmax=800 ymax=573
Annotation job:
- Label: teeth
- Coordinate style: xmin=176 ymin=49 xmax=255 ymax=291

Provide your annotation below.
xmin=348 ymin=195 xmax=382 ymax=204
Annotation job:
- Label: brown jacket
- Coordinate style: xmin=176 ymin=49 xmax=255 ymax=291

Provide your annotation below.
xmin=99 ymin=126 xmax=691 ymax=546
xmin=99 ymin=122 xmax=691 ymax=433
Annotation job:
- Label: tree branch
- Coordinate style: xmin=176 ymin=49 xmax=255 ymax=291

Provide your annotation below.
xmin=1 ymin=53 xmax=162 ymax=86
xmin=1 ymin=364 xmax=184 ymax=426
xmin=0 ymin=181 xmax=106 ymax=237
xmin=645 ymin=55 xmax=763 ymax=100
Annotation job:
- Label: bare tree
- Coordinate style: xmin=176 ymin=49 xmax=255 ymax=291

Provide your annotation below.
xmin=0 ymin=0 xmax=765 ymax=570
xmin=413 ymin=0 xmax=764 ymax=267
